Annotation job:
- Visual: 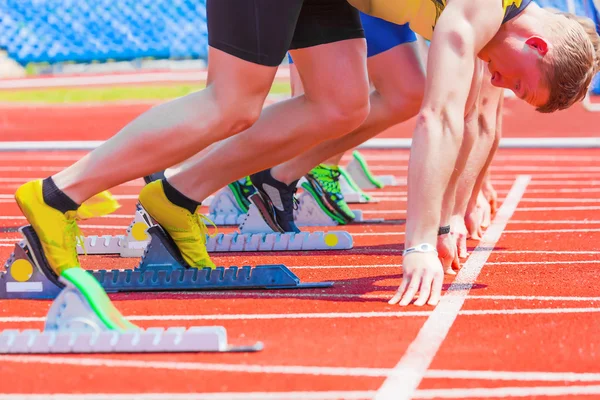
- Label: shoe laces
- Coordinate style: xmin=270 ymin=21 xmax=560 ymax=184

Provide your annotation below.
xmin=313 ymin=166 xmax=343 ymax=197
xmin=65 ymin=216 xmax=86 ymax=257
xmin=278 ymin=186 xmax=299 ymax=223
xmin=190 ymin=212 xmax=218 ymax=245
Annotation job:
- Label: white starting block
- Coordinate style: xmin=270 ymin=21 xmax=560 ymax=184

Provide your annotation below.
xmin=0 ymin=232 xmax=262 ymax=353
xmin=338 ymin=167 xmax=375 ymax=204
xmin=77 ymin=207 xmax=152 ymax=258
xmin=78 ymin=191 xmax=356 ymax=257
xmin=207 ymin=186 xmax=246 ymax=226
xmin=346 ymin=150 xmax=398 ymax=189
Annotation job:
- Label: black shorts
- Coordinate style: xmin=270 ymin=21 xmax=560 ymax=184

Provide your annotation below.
xmin=207 ymin=0 xmax=365 ymax=67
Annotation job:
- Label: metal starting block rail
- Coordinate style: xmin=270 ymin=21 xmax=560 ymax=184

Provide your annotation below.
xmin=0 ymin=269 xmax=262 ymax=354
xmin=2 ymin=226 xmax=333 ymax=300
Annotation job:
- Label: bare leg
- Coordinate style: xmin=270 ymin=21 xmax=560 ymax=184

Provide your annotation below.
xmin=289 ymin=63 xmax=346 ymax=168
xmin=167 ymin=39 xmax=370 ymax=199
xmin=51 ymin=47 xmax=276 ymax=204
xmin=272 ymin=41 xmax=426 ymax=183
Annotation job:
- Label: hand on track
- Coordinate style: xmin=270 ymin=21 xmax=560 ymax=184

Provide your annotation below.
xmin=451 ymin=214 xmax=469 ymax=259
xmin=389 ymin=252 xmax=444 ymax=307
xmin=437 ymin=232 xmax=460 ymax=275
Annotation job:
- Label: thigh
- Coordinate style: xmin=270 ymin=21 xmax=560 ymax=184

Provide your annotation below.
xmin=289 ymin=38 xmax=368 ymax=104
xmin=290 ymin=0 xmax=365 ymax=50
xmin=207 ymin=0 xmax=303 ymax=67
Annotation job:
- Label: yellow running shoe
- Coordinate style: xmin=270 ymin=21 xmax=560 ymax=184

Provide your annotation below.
xmin=15 ymin=180 xmax=137 ymax=331
xmin=139 ymin=180 xmax=216 ymax=269
xmin=15 ymin=180 xmax=83 ymax=275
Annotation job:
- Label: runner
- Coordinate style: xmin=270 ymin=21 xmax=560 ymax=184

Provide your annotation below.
xmin=14 ymin=0 xmax=370 ymax=328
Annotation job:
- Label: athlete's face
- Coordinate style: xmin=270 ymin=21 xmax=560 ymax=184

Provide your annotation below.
xmin=485 ymin=36 xmax=551 ymax=108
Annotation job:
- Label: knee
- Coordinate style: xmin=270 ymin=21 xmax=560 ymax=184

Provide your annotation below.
xmin=223 ymin=102 xmax=263 ymax=134
xmin=380 ymin=78 xmax=425 ymax=125
xmin=317 ymin=88 xmax=370 ymax=139
xmin=203 ymin=97 xmax=263 ymax=142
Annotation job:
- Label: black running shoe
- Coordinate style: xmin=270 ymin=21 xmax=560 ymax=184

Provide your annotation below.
xmin=249 ymin=169 xmax=300 ymax=233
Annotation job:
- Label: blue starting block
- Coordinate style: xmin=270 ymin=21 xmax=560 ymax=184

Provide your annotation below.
xmin=1 ymin=226 xmax=333 ymax=300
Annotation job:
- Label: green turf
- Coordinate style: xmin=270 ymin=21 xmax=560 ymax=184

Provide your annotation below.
xmin=0 ymin=81 xmax=291 ymax=103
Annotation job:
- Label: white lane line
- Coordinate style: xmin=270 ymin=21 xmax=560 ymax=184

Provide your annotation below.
xmin=352 ymin=228 xmax=600 ymax=237
xmin=468 ymin=295 xmax=600 ymax=302
xmin=486 ymin=260 xmax=600 ymax=266
xmin=492 ymin=250 xmax=600 ymax=254
xmin=2 ymin=306 xmax=600 ymax=324
xmin=504 ymin=228 xmax=600 ymax=233
xmin=367 ymin=165 xmax=600 ymax=173
xmin=414 ymin=385 xmax=600 ymax=399
xmin=0 ymin=355 xmax=598 ymax=382
xmin=519 ymin=198 xmax=600 ymax=203
xmin=374 ymin=175 xmax=530 ymax=400
xmin=496 ymin=173 xmax=600 ymax=179
xmin=341 ymin=154 xmax=600 ymax=162
xmin=2 ymin=388 xmax=598 ymax=400
xmin=516 ymin=205 xmax=600 ymax=211
xmin=509 ymin=219 xmax=600 ymax=224
xmin=0 ymin=393 xmax=379 ymax=400
xmin=516 ymin=181 xmax=600 ymax=186
xmin=516 ymin=187 xmax=600 ymax=194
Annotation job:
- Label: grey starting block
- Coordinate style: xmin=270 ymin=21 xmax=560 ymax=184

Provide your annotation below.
xmin=0 ymin=275 xmax=262 ymax=354
xmin=346 ymin=150 xmax=398 ymax=189
xmin=1 ymin=225 xmax=333 ymax=299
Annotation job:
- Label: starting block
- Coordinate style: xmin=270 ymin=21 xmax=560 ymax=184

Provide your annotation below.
xmin=338 ymin=167 xmax=375 ymax=204
xmin=77 ymin=206 xmax=152 ymax=258
xmin=207 ymin=186 xmax=246 ymax=226
xmin=346 ymin=150 xmax=398 ymax=189
xmin=293 ymin=187 xmax=368 ymax=227
xmin=239 ymin=197 xmax=353 ymax=250
xmin=1 ymin=225 xmax=333 ymax=299
xmin=0 ymin=273 xmax=261 ymax=354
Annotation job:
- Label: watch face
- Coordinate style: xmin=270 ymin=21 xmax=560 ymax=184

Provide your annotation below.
xmin=420 ymin=244 xmax=430 ymax=251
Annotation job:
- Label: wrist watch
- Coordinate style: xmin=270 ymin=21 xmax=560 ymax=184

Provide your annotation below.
xmin=402 ymin=243 xmax=437 ymax=256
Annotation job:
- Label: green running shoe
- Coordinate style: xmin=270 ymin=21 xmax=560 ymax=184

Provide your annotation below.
xmin=304 ymin=164 xmax=355 ymax=224
xmin=227 ymin=176 xmax=256 ymax=213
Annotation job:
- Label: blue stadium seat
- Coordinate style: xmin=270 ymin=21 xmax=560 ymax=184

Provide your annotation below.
xmin=0 ymin=0 xmax=208 ymax=65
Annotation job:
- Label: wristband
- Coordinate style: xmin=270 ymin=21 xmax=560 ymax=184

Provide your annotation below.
xmin=403 ymin=243 xmax=437 ymax=257
xmin=438 ymin=225 xmax=451 ymax=235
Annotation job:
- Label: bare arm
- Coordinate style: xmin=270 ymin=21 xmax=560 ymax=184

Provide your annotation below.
xmin=391 ymin=0 xmax=504 ymax=307
xmin=404 ymin=0 xmax=503 ymax=248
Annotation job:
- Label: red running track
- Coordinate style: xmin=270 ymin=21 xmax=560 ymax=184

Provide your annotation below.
xmin=0 ymin=148 xmax=599 ymax=399
xmin=1 ymin=96 xmax=600 ymax=142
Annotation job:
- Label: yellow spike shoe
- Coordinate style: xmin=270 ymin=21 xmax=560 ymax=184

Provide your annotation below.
xmin=15 ymin=180 xmax=83 ymax=275
xmin=15 ymin=180 xmax=137 ymax=330
xmin=139 ymin=180 xmax=216 ymax=269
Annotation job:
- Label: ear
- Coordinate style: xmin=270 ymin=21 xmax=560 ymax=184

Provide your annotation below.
xmin=526 ymin=36 xmax=549 ymax=56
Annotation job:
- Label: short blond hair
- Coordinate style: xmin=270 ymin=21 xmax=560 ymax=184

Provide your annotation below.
xmin=537 ymin=11 xmax=600 ymax=113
